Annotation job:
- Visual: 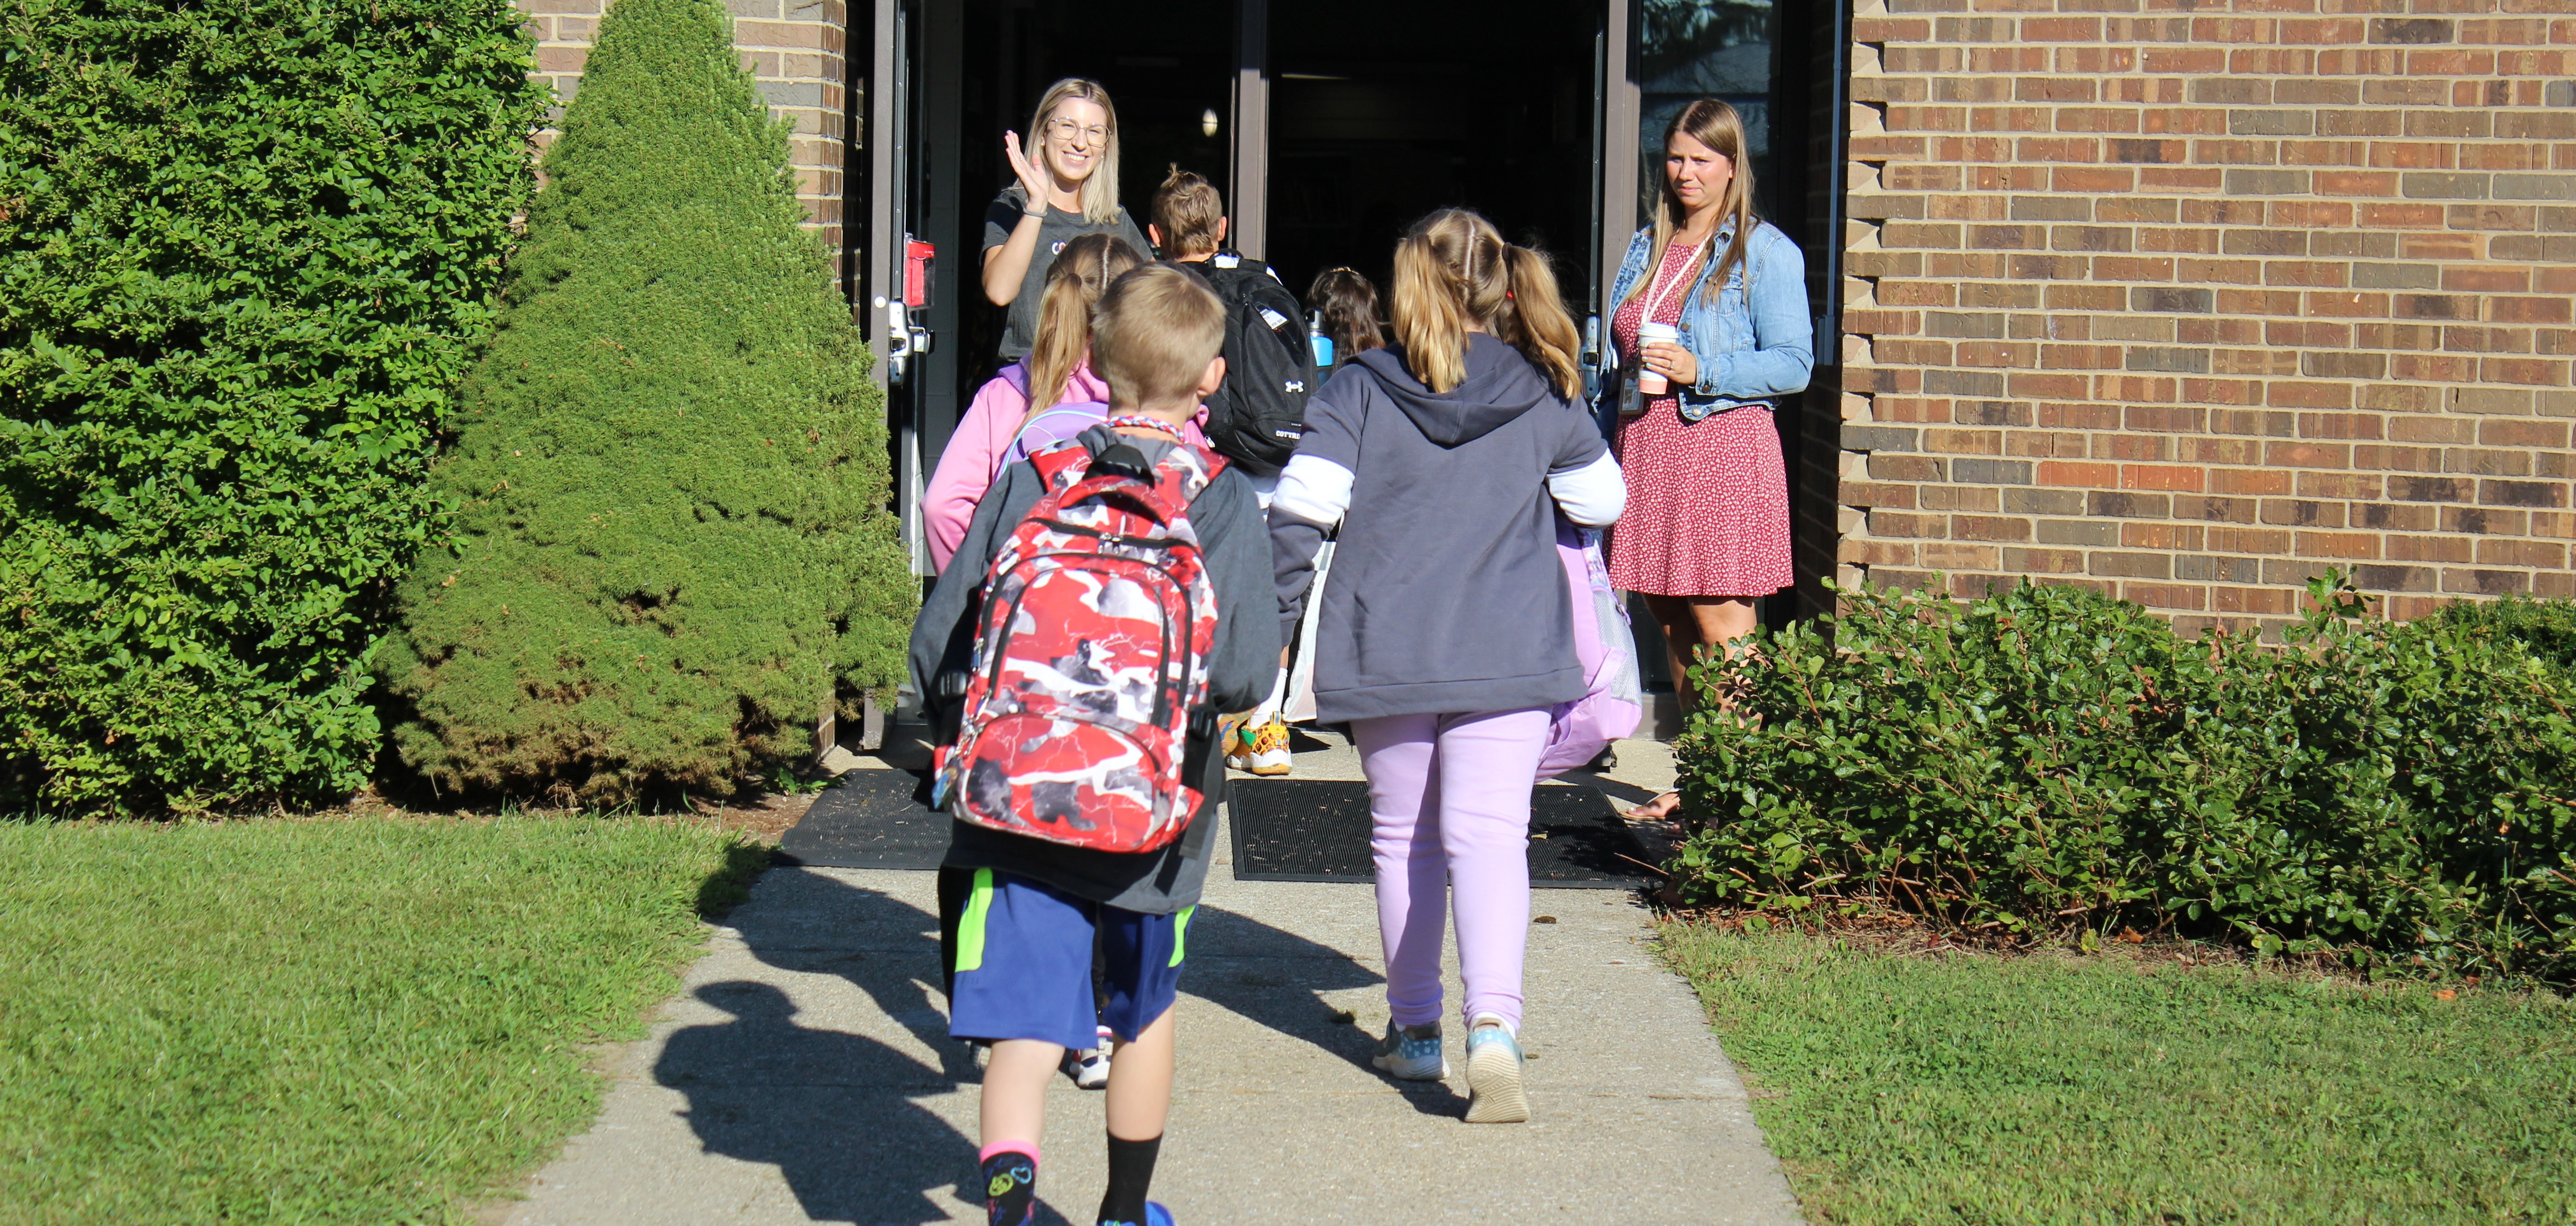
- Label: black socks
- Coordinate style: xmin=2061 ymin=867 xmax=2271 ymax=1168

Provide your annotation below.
xmin=1096 ymin=1132 xmax=1163 ymax=1226
xmin=981 ymin=1148 xmax=1037 ymax=1226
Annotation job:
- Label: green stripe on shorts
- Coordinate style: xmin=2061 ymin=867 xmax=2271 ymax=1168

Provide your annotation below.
xmin=955 ymin=868 xmax=995 ymax=973
xmin=1170 ymin=905 xmax=1195 ymax=968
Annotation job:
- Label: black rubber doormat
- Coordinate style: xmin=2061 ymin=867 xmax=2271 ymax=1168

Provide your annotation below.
xmin=775 ymin=769 xmax=949 ymax=870
xmin=1228 ymin=778 xmax=1656 ymax=888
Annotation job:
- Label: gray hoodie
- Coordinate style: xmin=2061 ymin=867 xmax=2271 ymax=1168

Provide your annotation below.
xmin=1271 ymin=335 xmax=1612 ymax=722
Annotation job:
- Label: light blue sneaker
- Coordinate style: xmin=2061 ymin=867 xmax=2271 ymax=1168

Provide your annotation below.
xmin=1464 ymin=1015 xmax=1529 ymax=1123
xmin=1370 ymin=1019 xmax=1447 ymax=1080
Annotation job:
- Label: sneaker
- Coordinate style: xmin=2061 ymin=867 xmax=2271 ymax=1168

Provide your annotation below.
xmin=1370 ymin=1019 xmax=1447 ymax=1081
xmin=1218 ymin=714 xmax=1251 ymax=772
xmin=1463 ymin=1014 xmax=1530 ymax=1123
xmin=1246 ymin=716 xmax=1293 ymax=776
xmin=1099 ymin=1205 xmax=1175 ymax=1226
xmin=1062 ymin=1045 xmax=1110 ymax=1089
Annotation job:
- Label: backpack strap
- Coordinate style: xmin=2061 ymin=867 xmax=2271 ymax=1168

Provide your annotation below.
xmin=1149 ymin=441 xmax=1226 ymax=505
xmin=1031 ymin=434 xmax=1227 ymax=511
xmin=1027 ymin=440 xmax=1092 ymax=492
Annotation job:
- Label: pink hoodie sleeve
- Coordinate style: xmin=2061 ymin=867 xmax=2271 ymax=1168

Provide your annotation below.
xmin=923 ymin=370 xmax=1030 ymax=570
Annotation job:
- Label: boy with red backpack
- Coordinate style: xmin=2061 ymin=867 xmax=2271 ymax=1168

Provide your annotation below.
xmin=908 ymin=263 xmax=1279 ymax=1226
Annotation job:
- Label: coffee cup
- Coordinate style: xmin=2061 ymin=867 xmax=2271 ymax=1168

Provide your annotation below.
xmin=1635 ymin=322 xmax=1680 ymax=394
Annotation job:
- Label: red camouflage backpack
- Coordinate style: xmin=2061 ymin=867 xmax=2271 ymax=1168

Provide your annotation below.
xmin=933 ymin=433 xmax=1227 ymax=853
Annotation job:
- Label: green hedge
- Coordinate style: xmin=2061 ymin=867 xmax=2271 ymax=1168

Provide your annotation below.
xmin=1672 ymin=576 xmax=2576 ymax=984
xmin=378 ymin=0 xmax=914 ymax=804
xmin=2434 ymin=592 xmax=2576 ymax=677
xmin=0 ymin=0 xmax=547 ymax=813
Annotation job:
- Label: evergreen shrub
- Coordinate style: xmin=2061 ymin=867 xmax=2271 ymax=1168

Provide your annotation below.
xmin=1672 ymin=576 xmax=2576 ymax=984
xmin=0 ymin=0 xmax=546 ymax=813
xmin=378 ymin=0 xmax=914 ymax=804
xmin=2433 ymin=592 xmax=2576 ymax=677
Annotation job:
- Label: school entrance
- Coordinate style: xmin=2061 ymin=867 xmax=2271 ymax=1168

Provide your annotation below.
xmin=858 ymin=0 xmax=1851 ymax=622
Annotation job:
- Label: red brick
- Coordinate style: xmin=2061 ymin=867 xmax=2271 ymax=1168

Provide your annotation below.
xmin=1837 ymin=7 xmax=2575 ymax=626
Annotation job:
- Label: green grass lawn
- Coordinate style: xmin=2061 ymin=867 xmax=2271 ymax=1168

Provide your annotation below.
xmin=0 ymin=816 xmax=766 ymax=1225
xmin=1661 ymin=924 xmax=2576 ymax=1226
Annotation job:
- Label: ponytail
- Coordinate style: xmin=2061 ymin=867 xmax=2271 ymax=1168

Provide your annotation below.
xmin=1023 ymin=232 xmax=1143 ymax=420
xmin=1494 ymin=246 xmax=1583 ymax=400
xmin=1390 ymin=209 xmax=1582 ymax=400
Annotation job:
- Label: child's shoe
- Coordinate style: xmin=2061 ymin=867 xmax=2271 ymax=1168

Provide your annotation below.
xmin=1245 ymin=716 xmax=1293 ymax=776
xmin=1369 ymin=1019 xmax=1447 ymax=1081
xmin=1218 ymin=714 xmax=1251 ymax=772
xmin=1097 ymin=1204 xmax=1174 ymax=1226
xmin=1062 ymin=1045 xmax=1110 ymax=1089
xmin=1463 ymin=1014 xmax=1530 ymax=1123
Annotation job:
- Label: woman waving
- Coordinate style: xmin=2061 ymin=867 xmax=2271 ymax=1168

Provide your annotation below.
xmin=979 ymin=78 xmax=1152 ymax=361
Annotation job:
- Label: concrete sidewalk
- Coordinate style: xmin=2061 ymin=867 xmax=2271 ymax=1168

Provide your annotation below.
xmin=497 ymin=738 xmax=1803 ymax=1225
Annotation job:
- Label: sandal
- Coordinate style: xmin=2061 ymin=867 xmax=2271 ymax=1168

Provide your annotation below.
xmin=1622 ymin=790 xmax=1680 ymax=822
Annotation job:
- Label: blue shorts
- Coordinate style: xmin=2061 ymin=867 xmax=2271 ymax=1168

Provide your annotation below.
xmin=947 ymin=869 xmax=1191 ymax=1051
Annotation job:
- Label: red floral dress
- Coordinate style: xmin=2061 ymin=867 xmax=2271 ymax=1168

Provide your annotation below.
xmin=1607 ymin=238 xmax=1795 ymax=599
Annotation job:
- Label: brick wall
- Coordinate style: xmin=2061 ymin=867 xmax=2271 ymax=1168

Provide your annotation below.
xmin=1838 ymin=0 xmax=2576 ymax=634
xmin=518 ymin=0 xmax=851 ymax=248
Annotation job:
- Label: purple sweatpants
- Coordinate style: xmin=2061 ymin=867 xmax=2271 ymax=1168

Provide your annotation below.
xmin=1352 ymin=708 xmax=1548 ymax=1033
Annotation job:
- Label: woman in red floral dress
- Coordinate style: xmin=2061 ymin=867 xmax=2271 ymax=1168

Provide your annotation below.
xmin=1601 ymin=99 xmax=1815 ymax=818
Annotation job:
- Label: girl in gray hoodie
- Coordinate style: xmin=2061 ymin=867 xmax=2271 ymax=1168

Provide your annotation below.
xmin=1269 ymin=209 xmax=1625 ymax=1124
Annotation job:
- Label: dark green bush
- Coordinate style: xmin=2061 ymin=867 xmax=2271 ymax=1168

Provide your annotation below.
xmin=377 ymin=0 xmax=914 ymax=804
xmin=0 ymin=0 xmax=547 ymax=813
xmin=1673 ymin=575 xmax=2576 ymax=983
xmin=2433 ymin=592 xmax=2576 ymax=677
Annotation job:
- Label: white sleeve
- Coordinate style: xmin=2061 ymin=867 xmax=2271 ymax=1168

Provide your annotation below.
xmin=1546 ymin=452 xmax=1626 ymax=528
xmin=1271 ymin=453 xmax=1355 ymax=528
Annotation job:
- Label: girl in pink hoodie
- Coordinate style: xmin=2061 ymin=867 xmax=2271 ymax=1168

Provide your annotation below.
xmin=924 ymin=234 xmax=1137 ymax=571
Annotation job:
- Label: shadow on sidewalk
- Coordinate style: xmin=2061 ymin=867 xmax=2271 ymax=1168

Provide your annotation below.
xmin=1182 ymin=904 xmax=1467 ymax=1118
xmin=654 ymin=980 xmax=978 ymax=1225
xmin=686 ymin=865 xmax=1466 ymax=1217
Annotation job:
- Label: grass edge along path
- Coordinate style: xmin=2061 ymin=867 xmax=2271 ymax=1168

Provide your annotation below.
xmin=0 ymin=815 xmax=767 ymax=1225
xmin=1659 ymin=922 xmax=2576 ymax=1226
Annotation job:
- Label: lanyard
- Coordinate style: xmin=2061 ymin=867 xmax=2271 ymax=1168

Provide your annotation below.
xmin=1638 ymin=238 xmax=1707 ymax=324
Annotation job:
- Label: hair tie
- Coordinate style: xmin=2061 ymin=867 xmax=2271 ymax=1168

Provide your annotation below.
xmin=1505 ymin=290 xmax=1515 ymax=300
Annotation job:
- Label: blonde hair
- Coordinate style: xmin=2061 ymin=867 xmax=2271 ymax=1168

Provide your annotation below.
xmin=1023 ymin=233 xmax=1143 ymax=420
xmin=1622 ymin=98 xmax=1761 ymax=317
xmin=1029 ymin=78 xmax=1123 ymax=226
xmin=1091 ymin=263 xmax=1228 ymax=409
xmin=1388 ymin=209 xmax=1583 ymax=400
xmin=1148 ymin=164 xmax=1225 ymax=258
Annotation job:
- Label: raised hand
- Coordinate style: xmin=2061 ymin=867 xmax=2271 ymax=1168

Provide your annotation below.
xmin=1002 ymin=130 xmax=1051 ymax=212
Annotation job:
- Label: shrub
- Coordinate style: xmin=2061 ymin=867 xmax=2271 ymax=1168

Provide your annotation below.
xmin=0 ymin=0 xmax=547 ymax=813
xmin=377 ymin=0 xmax=915 ymax=804
xmin=1672 ymin=576 xmax=2576 ymax=983
xmin=2433 ymin=592 xmax=2576 ymax=677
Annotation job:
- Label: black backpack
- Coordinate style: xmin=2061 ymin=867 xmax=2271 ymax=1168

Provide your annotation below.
xmin=1189 ymin=255 xmax=1317 ymax=478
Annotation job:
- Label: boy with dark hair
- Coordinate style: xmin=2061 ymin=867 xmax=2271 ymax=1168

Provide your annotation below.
xmin=1147 ymin=166 xmax=1316 ymax=779
xmin=1145 ymin=165 xmax=1318 ymax=483
xmin=911 ymin=262 xmax=1280 ymax=1226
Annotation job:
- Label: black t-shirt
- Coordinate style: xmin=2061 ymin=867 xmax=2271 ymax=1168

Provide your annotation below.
xmin=981 ymin=185 xmax=1152 ymax=360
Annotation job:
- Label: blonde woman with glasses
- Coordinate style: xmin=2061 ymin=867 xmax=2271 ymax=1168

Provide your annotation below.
xmin=980 ymin=78 xmax=1152 ymax=361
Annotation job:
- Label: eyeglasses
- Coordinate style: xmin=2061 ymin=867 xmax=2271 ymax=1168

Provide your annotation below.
xmin=1045 ymin=118 xmax=1109 ymax=147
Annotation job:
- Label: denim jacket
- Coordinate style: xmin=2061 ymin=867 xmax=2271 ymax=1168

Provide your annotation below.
xmin=1598 ymin=219 xmax=1813 ymax=422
